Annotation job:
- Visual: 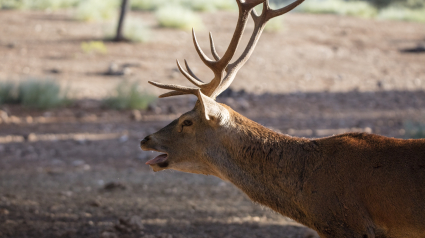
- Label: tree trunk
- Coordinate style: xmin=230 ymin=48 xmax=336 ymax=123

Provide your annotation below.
xmin=114 ymin=0 xmax=129 ymax=41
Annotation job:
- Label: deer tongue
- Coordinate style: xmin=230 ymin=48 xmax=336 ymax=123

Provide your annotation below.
xmin=145 ymin=154 xmax=168 ymax=165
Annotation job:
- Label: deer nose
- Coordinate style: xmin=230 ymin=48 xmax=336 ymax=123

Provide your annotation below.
xmin=140 ymin=136 xmax=150 ymax=147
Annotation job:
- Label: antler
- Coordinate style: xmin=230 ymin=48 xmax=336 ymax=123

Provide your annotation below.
xmin=149 ymin=0 xmax=304 ymax=100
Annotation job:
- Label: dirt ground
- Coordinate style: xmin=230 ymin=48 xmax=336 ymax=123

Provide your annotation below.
xmin=0 ymin=8 xmax=425 ymax=238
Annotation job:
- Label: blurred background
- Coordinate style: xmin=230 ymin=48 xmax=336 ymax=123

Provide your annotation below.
xmin=0 ymin=0 xmax=424 ymax=237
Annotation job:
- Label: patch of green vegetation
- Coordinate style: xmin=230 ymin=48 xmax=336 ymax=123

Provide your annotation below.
xmin=404 ymin=121 xmax=425 ymax=139
xmin=103 ymin=82 xmax=156 ymax=110
xmin=264 ymin=17 xmax=284 ymax=33
xmin=0 ymin=81 xmax=17 ymax=104
xmin=74 ymin=0 xmax=119 ymax=22
xmin=0 ymin=0 xmax=80 ymax=10
xmin=378 ymin=6 xmax=425 ymax=22
xmin=17 ymin=80 xmax=69 ymax=109
xmin=0 ymin=80 xmax=68 ymax=109
xmin=130 ymin=0 xmax=166 ymax=11
xmin=131 ymin=0 xmax=237 ymax=12
xmin=81 ymin=41 xmax=108 ymax=54
xmin=155 ymin=5 xmax=203 ymax=30
xmin=298 ymin=0 xmax=378 ymax=18
xmin=104 ymin=17 xmax=151 ymax=42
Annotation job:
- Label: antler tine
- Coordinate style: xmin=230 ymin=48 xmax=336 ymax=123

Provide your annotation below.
xmin=151 ymin=0 xmax=304 ymax=100
xmin=210 ymin=0 xmax=305 ymax=98
xmin=209 ymin=32 xmax=221 ymax=61
xmin=266 ymin=0 xmax=305 ymax=20
xmin=192 ymin=29 xmax=216 ymax=71
xmin=149 ymin=81 xmax=198 ymax=93
xmin=176 ymin=60 xmax=205 ymax=87
xmin=187 ymin=1 xmax=258 ymax=98
xmin=184 ymin=60 xmax=204 ymax=83
xmin=159 ymin=90 xmax=191 ymax=98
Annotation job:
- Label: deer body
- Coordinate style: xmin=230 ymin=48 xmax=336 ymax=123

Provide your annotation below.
xmin=140 ymin=0 xmax=425 ymax=237
xmin=225 ymin=108 xmax=425 ymax=238
xmin=142 ymin=105 xmax=425 ymax=238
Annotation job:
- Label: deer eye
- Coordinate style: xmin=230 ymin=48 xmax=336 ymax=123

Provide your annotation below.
xmin=182 ymin=120 xmax=193 ymax=127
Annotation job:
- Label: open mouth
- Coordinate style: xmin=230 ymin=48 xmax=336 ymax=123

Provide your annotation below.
xmin=145 ymin=153 xmax=169 ymax=168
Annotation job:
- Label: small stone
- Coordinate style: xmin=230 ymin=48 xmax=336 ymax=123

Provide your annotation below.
xmin=88 ymin=200 xmax=101 ymax=207
xmin=49 ymin=68 xmax=61 ymax=74
xmin=72 ymin=160 xmax=85 ymax=167
xmin=0 ymin=110 xmax=8 ymax=120
xmin=60 ymin=191 xmax=73 ymax=197
xmin=147 ymin=104 xmax=162 ymax=114
xmin=108 ymin=62 xmax=119 ymax=73
xmin=131 ymin=110 xmax=142 ymax=121
xmin=167 ymin=105 xmax=176 ymax=114
xmin=26 ymin=133 xmax=37 ymax=142
xmin=101 ymin=231 xmax=118 ymax=238
xmin=9 ymin=116 xmax=21 ymax=124
xmin=122 ymin=67 xmax=132 ymax=75
xmin=118 ymin=135 xmax=128 ymax=143
xmin=0 ymin=209 xmax=9 ymax=215
xmin=103 ymin=182 xmax=126 ymax=191
xmin=88 ymin=220 xmax=94 ymax=226
xmin=26 ymin=116 xmax=33 ymax=123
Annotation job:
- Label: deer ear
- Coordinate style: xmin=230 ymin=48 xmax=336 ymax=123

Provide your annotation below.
xmin=196 ymin=89 xmax=229 ymax=125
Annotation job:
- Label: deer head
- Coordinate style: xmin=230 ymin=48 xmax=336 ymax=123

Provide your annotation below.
xmin=140 ymin=0 xmax=304 ymax=177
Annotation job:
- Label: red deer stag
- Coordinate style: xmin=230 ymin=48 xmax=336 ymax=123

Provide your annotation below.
xmin=140 ymin=0 xmax=425 ymax=237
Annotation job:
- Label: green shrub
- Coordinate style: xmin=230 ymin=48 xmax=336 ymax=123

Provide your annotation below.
xmin=75 ymin=0 xmax=119 ymax=22
xmin=180 ymin=0 xmax=217 ymax=12
xmin=104 ymin=17 xmax=151 ymax=42
xmin=155 ymin=5 xmax=203 ymax=30
xmin=81 ymin=41 xmax=108 ymax=54
xmin=0 ymin=80 xmax=69 ymax=109
xmin=131 ymin=0 xmax=237 ymax=12
xmin=17 ymin=80 xmax=68 ymax=109
xmin=1 ymin=0 xmax=80 ymax=10
xmin=264 ymin=17 xmax=284 ymax=33
xmin=378 ymin=6 xmax=425 ymax=22
xmin=103 ymin=82 xmax=156 ymax=110
xmin=213 ymin=0 xmax=238 ymax=11
xmin=298 ymin=0 xmax=378 ymax=18
xmin=363 ymin=0 xmax=425 ymax=9
xmin=131 ymin=0 xmax=166 ymax=11
xmin=0 ymin=81 xmax=17 ymax=104
xmin=404 ymin=121 xmax=425 ymax=139
xmin=0 ymin=0 xmax=28 ymax=9
xmin=30 ymin=0 xmax=80 ymax=10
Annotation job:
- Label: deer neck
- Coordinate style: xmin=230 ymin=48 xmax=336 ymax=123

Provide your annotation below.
xmin=209 ymin=114 xmax=315 ymax=220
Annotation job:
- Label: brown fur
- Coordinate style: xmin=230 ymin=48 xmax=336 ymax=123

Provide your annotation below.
xmin=141 ymin=103 xmax=425 ymax=238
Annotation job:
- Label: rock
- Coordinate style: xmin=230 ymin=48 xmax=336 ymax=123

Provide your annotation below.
xmin=25 ymin=116 xmax=33 ymax=123
xmin=167 ymin=105 xmax=176 ymax=114
xmin=49 ymin=68 xmax=61 ymax=74
xmin=131 ymin=110 xmax=142 ymax=121
xmin=26 ymin=133 xmax=37 ymax=142
xmin=9 ymin=116 xmax=21 ymax=124
xmin=101 ymin=231 xmax=118 ymax=238
xmin=147 ymin=104 xmax=162 ymax=114
xmin=118 ymin=135 xmax=128 ymax=143
xmin=88 ymin=200 xmax=101 ymax=207
xmin=103 ymin=182 xmax=126 ymax=191
xmin=0 ymin=209 xmax=9 ymax=215
xmin=72 ymin=160 xmax=85 ymax=167
xmin=0 ymin=110 xmax=8 ymax=120
xmin=108 ymin=62 xmax=119 ymax=74
xmin=115 ymin=215 xmax=144 ymax=233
